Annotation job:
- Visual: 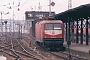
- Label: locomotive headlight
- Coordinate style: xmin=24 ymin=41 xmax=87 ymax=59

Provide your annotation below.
xmin=60 ymin=36 xmax=62 ymax=38
xmin=44 ymin=36 xmax=46 ymax=38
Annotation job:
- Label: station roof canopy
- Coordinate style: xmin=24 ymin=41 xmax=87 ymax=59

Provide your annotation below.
xmin=54 ymin=3 xmax=90 ymax=22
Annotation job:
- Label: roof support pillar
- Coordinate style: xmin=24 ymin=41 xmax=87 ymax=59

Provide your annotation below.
xmin=71 ymin=20 xmax=74 ymax=43
xmin=67 ymin=19 xmax=72 ymax=60
xmin=86 ymin=18 xmax=89 ymax=45
xmin=80 ymin=18 xmax=83 ymax=44
xmin=76 ymin=20 xmax=79 ymax=43
xmin=65 ymin=22 xmax=68 ymax=41
xmin=68 ymin=19 xmax=71 ymax=41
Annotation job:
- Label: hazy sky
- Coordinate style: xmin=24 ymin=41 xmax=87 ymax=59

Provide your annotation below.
xmin=0 ymin=0 xmax=90 ymax=20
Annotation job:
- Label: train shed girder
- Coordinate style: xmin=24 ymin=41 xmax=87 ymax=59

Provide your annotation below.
xmin=54 ymin=3 xmax=90 ymax=22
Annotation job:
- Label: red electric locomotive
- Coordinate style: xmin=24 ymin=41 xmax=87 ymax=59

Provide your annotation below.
xmin=35 ymin=20 xmax=64 ymax=50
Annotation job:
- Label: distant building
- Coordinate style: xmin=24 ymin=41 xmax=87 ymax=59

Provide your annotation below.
xmin=25 ymin=11 xmax=55 ymax=20
xmin=25 ymin=11 xmax=55 ymax=36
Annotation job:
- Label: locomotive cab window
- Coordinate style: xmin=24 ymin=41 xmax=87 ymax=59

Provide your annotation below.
xmin=54 ymin=24 xmax=62 ymax=29
xmin=44 ymin=24 xmax=62 ymax=30
xmin=45 ymin=24 xmax=53 ymax=30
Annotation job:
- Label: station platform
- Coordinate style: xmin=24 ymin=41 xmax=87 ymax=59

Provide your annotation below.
xmin=63 ymin=41 xmax=90 ymax=59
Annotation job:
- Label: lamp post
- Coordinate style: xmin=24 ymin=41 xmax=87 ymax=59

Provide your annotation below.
xmin=49 ymin=0 xmax=55 ymax=16
xmin=11 ymin=2 xmax=15 ymax=38
xmin=4 ymin=21 xmax=7 ymax=41
xmin=68 ymin=0 xmax=72 ymax=60
xmin=20 ymin=24 xmax=23 ymax=40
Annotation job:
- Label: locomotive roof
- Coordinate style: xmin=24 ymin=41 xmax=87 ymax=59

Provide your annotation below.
xmin=38 ymin=20 xmax=63 ymax=24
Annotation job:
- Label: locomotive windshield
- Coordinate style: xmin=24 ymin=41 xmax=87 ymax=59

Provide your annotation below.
xmin=54 ymin=24 xmax=62 ymax=29
xmin=45 ymin=24 xmax=53 ymax=29
xmin=45 ymin=24 xmax=62 ymax=30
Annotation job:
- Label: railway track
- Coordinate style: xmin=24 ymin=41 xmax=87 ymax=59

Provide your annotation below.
xmin=0 ymin=34 xmax=46 ymax=60
xmin=28 ymin=36 xmax=89 ymax=60
xmin=22 ymin=36 xmax=48 ymax=60
xmin=0 ymin=34 xmax=89 ymax=60
xmin=22 ymin=36 xmax=63 ymax=60
xmin=23 ymin=36 xmax=68 ymax=60
xmin=47 ymin=50 xmax=88 ymax=60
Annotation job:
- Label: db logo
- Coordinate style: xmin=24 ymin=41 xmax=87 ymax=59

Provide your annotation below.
xmin=52 ymin=31 xmax=55 ymax=36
